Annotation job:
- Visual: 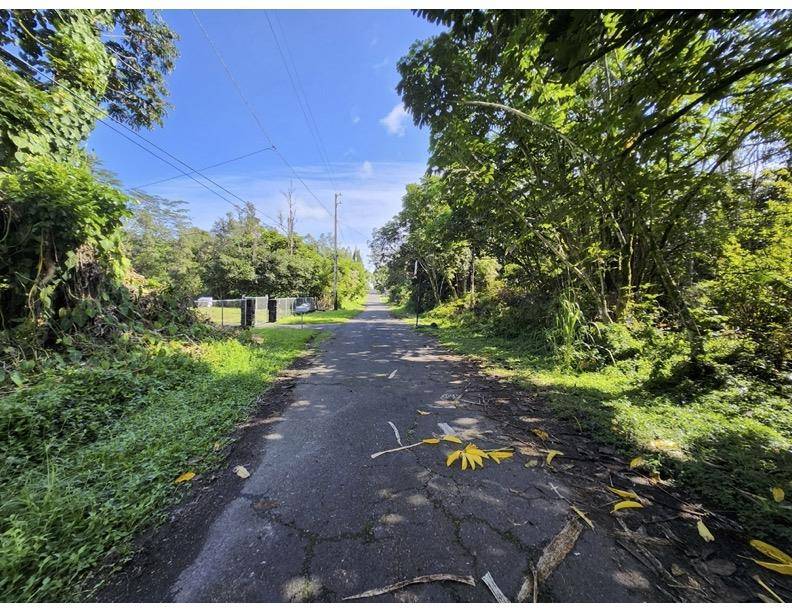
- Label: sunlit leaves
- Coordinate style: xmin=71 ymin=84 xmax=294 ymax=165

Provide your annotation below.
xmin=771 ymin=487 xmax=785 ymax=503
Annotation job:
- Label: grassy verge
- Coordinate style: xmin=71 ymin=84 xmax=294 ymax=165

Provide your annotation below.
xmin=392 ymin=301 xmax=792 ymax=543
xmin=0 ymin=326 xmax=321 ymax=601
xmin=279 ymin=300 xmax=365 ymax=325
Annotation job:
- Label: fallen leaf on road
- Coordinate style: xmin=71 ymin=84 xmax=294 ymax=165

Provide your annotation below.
xmin=772 ymin=487 xmax=785 ymax=503
xmin=607 ymin=486 xmax=639 ymax=500
xmin=174 ymin=471 xmax=196 ymax=484
xmin=460 ymin=444 xmax=487 ymax=470
xmin=342 ymin=574 xmax=475 ymax=600
xmin=629 ymin=457 xmax=645 ymax=469
xmin=750 ymin=539 xmax=792 ymax=564
xmin=388 ymin=369 xmax=397 ymax=379
xmin=417 ymin=410 xmax=431 ymax=416
xmin=531 ymin=428 xmax=549 ymax=442
xmin=611 ymin=500 xmax=643 ymax=513
xmin=422 ymin=438 xmax=440 ymax=444
xmin=233 ymin=465 xmax=250 ymax=479
xmin=517 ymin=518 xmax=583 ymax=602
xmin=447 ymin=450 xmax=462 ymax=467
xmin=753 ymin=574 xmax=785 ymax=603
xmin=754 ymin=560 xmax=792 ymax=575
xmin=441 ymin=435 xmax=462 ymax=444
xmin=525 ymin=459 xmax=540 ymax=468
xmin=487 ymin=450 xmax=514 ymax=464
xmin=671 ymin=563 xmax=686 ymax=577
xmin=696 ymin=520 xmax=714 ymax=542
xmin=482 ymin=571 xmax=509 ymax=603
xmin=570 ymin=505 xmax=594 ymax=530
xmin=546 ymin=450 xmax=563 ymax=465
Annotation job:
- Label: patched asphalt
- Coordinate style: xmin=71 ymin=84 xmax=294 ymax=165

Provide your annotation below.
xmin=107 ymin=293 xmax=674 ymax=602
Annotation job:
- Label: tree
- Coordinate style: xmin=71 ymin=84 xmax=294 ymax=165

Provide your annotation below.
xmin=392 ymin=9 xmax=792 ymax=363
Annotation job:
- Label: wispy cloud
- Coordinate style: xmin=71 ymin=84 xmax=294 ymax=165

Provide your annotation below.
xmin=359 ymin=160 xmax=373 ymax=178
xmin=380 ymin=103 xmax=409 ymax=137
xmin=372 ymin=56 xmax=390 ymax=70
xmin=140 ymin=161 xmax=426 ymax=267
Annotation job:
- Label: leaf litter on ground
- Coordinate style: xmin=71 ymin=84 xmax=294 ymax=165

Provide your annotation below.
xmin=517 ymin=518 xmax=584 ymax=602
xmin=342 ymin=574 xmax=475 ymax=600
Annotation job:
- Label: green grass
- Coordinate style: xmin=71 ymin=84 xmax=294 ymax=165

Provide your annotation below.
xmin=279 ymin=301 xmax=364 ymax=325
xmin=393 ymin=301 xmax=792 ymax=543
xmin=196 ymin=305 xmax=241 ymax=326
xmin=0 ymin=326 xmax=321 ymax=601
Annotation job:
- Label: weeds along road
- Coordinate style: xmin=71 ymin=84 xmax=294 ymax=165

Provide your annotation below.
xmin=103 ymin=293 xmax=748 ymax=602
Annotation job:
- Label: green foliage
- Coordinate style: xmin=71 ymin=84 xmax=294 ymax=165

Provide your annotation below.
xmin=0 ymin=156 xmax=129 ymax=330
xmin=0 ymin=325 xmax=319 ymax=602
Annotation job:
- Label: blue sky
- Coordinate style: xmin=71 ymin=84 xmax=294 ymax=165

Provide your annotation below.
xmin=88 ymin=10 xmax=443 ymax=267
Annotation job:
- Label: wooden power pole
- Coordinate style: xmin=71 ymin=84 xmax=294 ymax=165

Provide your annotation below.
xmin=333 ymin=192 xmax=340 ymax=310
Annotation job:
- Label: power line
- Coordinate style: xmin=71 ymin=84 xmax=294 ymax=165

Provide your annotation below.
xmin=265 ymin=11 xmax=339 ymax=192
xmin=0 ymin=46 xmax=286 ymax=232
xmin=191 ymin=11 xmax=334 ymax=217
xmin=132 ymin=146 xmax=274 ymax=189
xmin=191 ymin=10 xmax=370 ymax=245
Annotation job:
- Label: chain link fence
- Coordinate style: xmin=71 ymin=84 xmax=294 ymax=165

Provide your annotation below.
xmin=195 ymin=295 xmax=317 ymax=327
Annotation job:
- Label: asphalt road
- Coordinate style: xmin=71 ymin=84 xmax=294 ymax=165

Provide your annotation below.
xmin=112 ymin=293 xmax=670 ymax=602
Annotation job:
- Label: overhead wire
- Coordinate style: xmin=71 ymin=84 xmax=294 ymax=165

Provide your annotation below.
xmin=1 ymin=36 xmax=286 ymax=231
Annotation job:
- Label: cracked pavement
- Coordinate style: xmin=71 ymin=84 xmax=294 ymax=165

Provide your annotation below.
xmin=119 ymin=293 xmax=668 ymax=602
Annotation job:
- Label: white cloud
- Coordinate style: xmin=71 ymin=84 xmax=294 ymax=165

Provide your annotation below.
xmin=351 ymin=115 xmax=360 ymax=124
xmin=372 ymin=56 xmax=389 ymax=70
xmin=359 ymin=160 xmax=373 ymax=178
xmin=380 ymin=103 xmax=409 ymax=137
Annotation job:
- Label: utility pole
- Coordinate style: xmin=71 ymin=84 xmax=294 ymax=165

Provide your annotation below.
xmin=333 ymin=192 xmax=340 ymax=310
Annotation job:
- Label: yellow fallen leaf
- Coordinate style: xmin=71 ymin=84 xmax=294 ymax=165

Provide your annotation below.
xmin=750 ymin=539 xmax=792 ymax=564
xmin=772 ymin=487 xmax=785 ymax=503
xmin=525 ymin=459 xmax=539 ymax=468
xmin=454 ymin=444 xmax=488 ymax=470
xmin=697 ymin=520 xmax=714 ymax=542
xmin=607 ymin=486 xmax=639 ymax=500
xmin=531 ymin=428 xmax=549 ymax=442
xmin=422 ymin=438 xmax=440 ymax=444
xmin=417 ymin=410 xmax=431 ymax=416
xmin=629 ymin=457 xmax=645 ymax=469
xmin=754 ymin=560 xmax=792 ymax=576
xmin=174 ymin=471 xmax=196 ymax=484
xmin=441 ymin=435 xmax=462 ymax=444
xmin=447 ymin=450 xmax=462 ymax=467
xmin=546 ymin=450 xmax=563 ymax=464
xmin=611 ymin=500 xmax=643 ymax=513
xmin=212 ymin=441 xmax=220 ymax=451
xmin=488 ymin=450 xmax=514 ymax=464
xmin=571 ymin=505 xmax=594 ymax=530
xmin=233 ymin=465 xmax=250 ymax=479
